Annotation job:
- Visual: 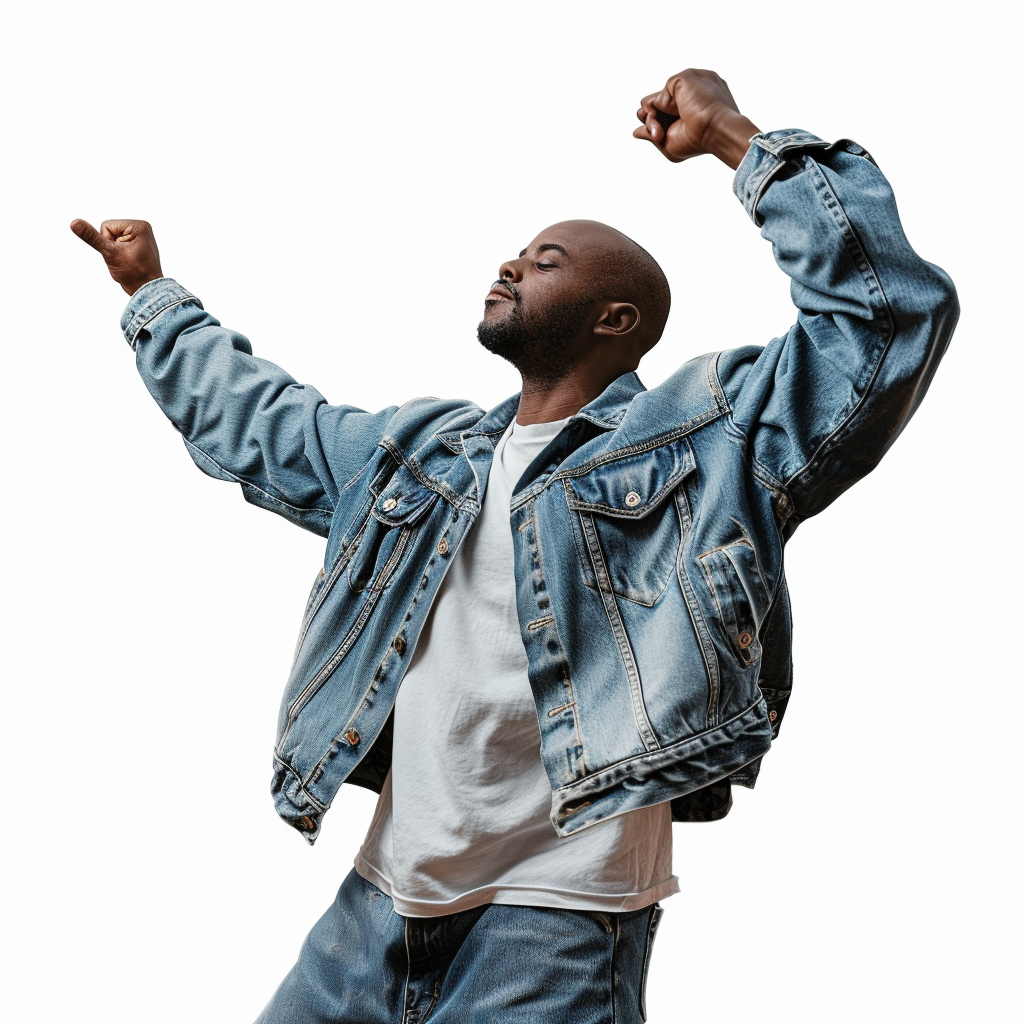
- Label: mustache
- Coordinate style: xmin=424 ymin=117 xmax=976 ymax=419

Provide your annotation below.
xmin=491 ymin=279 xmax=522 ymax=303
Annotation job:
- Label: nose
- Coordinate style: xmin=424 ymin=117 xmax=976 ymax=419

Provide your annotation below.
xmin=498 ymin=258 xmax=523 ymax=283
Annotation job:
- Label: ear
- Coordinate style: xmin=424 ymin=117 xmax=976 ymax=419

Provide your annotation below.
xmin=592 ymin=301 xmax=640 ymax=338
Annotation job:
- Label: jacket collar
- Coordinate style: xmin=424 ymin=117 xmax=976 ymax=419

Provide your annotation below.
xmin=571 ymin=371 xmax=646 ymax=430
xmin=443 ymin=371 xmax=646 ymax=445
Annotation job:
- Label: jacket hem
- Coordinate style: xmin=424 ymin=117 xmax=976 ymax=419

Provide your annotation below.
xmin=271 ymin=754 xmax=328 ymax=845
xmin=550 ymin=696 xmax=772 ymax=837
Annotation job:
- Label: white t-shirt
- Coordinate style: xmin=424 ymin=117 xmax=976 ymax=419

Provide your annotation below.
xmin=355 ymin=416 xmax=678 ymax=917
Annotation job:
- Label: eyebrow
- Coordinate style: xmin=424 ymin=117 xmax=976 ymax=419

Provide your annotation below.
xmin=518 ymin=243 xmax=570 ymax=259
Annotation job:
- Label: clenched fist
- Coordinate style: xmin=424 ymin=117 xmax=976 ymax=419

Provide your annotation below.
xmin=633 ymin=69 xmax=760 ymax=170
xmin=70 ymin=218 xmax=163 ymax=296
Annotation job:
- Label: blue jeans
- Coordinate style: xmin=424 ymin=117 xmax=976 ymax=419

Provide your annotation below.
xmin=255 ymin=870 xmax=663 ymax=1023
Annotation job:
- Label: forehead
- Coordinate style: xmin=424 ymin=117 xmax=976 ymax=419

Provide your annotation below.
xmin=521 ymin=220 xmax=628 ymax=259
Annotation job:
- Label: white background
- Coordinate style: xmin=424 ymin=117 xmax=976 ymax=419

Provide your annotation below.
xmin=2 ymin=2 xmax=1021 ymax=1021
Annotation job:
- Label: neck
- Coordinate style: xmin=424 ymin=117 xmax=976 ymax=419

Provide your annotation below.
xmin=515 ymin=365 xmax=631 ymax=425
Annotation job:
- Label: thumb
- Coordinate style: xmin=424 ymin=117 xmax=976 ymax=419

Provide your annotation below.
xmin=70 ymin=219 xmax=108 ymax=252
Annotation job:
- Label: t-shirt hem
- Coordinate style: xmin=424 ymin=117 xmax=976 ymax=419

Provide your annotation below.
xmin=354 ymin=852 xmax=679 ymax=918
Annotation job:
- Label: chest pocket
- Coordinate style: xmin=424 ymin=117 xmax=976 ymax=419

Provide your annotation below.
xmin=346 ymin=465 xmax=439 ymax=594
xmin=564 ymin=439 xmax=695 ymax=607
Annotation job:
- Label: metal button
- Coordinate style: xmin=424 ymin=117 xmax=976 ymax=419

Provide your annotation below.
xmin=769 ymin=709 xmax=778 ymax=722
xmin=437 ymin=538 xmax=449 ymax=555
xmin=382 ymin=497 xmax=398 ymax=512
xmin=345 ymin=728 xmax=360 ymax=747
xmin=624 ymin=491 xmax=641 ymax=507
xmin=319 ymin=567 xmax=325 ymax=579
xmin=393 ymin=635 xmax=406 ymax=655
xmin=737 ymin=632 xmax=754 ymax=649
xmin=299 ymin=815 xmax=314 ymax=830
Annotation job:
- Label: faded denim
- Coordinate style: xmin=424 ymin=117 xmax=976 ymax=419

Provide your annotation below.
xmin=121 ymin=131 xmax=959 ymax=843
xmin=254 ymin=869 xmax=662 ymax=1023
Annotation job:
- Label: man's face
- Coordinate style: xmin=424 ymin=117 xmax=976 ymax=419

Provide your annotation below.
xmin=477 ymin=222 xmax=606 ymax=384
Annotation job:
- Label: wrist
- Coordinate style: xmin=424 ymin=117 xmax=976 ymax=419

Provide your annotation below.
xmin=702 ymin=105 xmax=761 ymax=170
xmin=121 ymin=271 xmax=164 ymax=297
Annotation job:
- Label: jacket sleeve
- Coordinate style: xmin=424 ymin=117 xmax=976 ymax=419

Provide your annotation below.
xmin=121 ymin=278 xmax=400 ymax=538
xmin=720 ymin=130 xmax=959 ymax=527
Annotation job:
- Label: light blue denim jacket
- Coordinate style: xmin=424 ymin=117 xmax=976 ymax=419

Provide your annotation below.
xmin=121 ymin=131 xmax=958 ymax=843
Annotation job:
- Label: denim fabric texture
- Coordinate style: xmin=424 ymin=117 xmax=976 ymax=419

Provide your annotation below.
xmin=254 ymin=869 xmax=662 ymax=1024
xmin=122 ymin=131 xmax=959 ymax=844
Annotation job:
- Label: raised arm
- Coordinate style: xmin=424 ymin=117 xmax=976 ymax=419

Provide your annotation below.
xmin=71 ymin=219 xmax=398 ymax=537
xmin=635 ymin=71 xmax=959 ymax=525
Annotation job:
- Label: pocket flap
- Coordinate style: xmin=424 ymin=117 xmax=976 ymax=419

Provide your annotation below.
xmin=370 ymin=469 xmax=439 ymax=526
xmin=564 ymin=440 xmax=695 ymax=518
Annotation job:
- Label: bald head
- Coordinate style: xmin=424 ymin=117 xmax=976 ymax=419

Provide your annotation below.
xmin=532 ymin=220 xmax=671 ymax=356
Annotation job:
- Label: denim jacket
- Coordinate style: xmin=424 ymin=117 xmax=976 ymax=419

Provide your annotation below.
xmin=121 ymin=131 xmax=958 ymax=843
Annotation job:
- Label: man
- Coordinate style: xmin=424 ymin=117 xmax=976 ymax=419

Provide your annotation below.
xmin=72 ymin=68 xmax=958 ymax=1023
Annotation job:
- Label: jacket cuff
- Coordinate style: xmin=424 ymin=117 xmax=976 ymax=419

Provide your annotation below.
xmin=120 ymin=277 xmax=202 ymax=351
xmin=732 ymin=130 xmax=832 ymax=226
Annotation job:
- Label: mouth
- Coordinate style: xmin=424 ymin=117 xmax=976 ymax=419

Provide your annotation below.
xmin=485 ymin=280 xmax=519 ymax=304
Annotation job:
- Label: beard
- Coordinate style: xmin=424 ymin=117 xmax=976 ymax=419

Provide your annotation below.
xmin=477 ymin=295 xmax=595 ymax=387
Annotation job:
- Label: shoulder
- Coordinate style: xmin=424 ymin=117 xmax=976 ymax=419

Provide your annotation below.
xmin=384 ymin=395 xmax=487 ymax=448
xmin=623 ymin=346 xmax=766 ymax=438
